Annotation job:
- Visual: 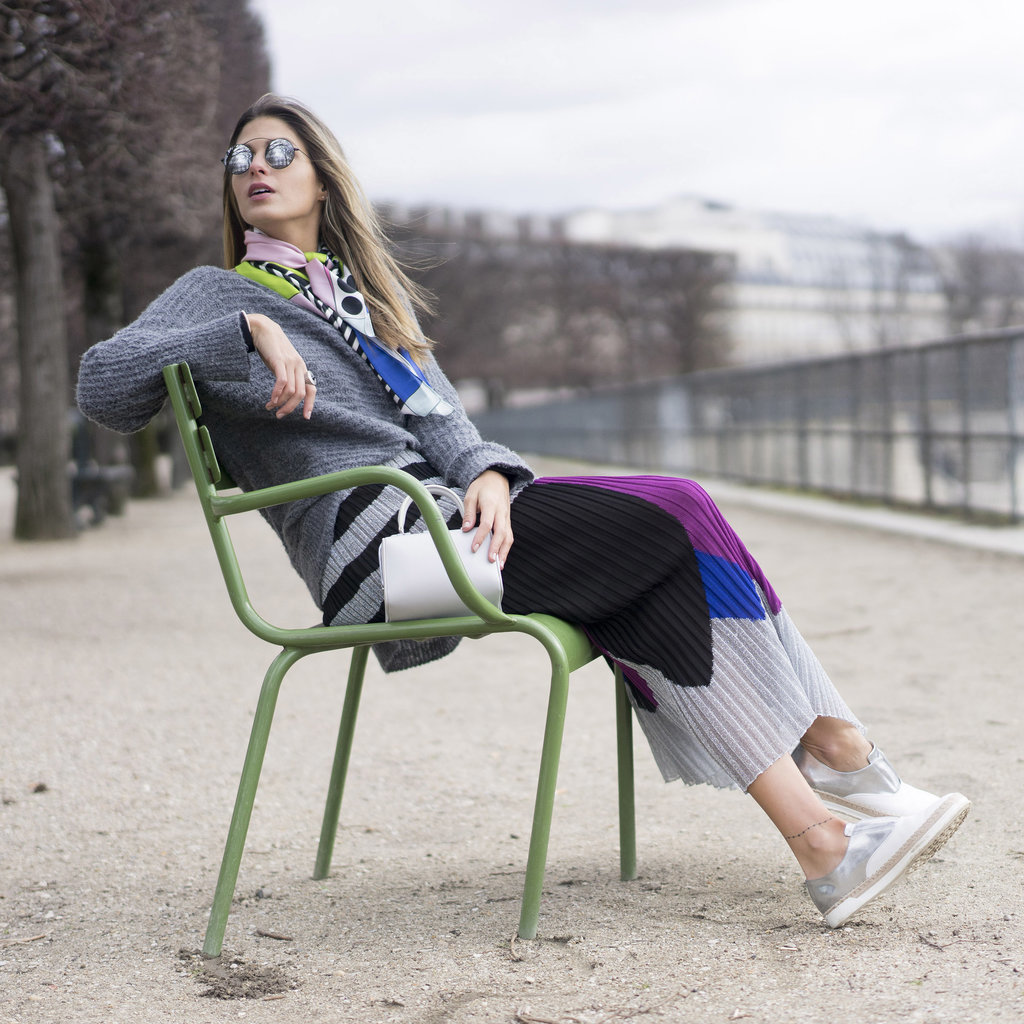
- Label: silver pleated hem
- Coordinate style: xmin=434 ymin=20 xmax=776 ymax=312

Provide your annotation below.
xmin=624 ymin=594 xmax=863 ymax=791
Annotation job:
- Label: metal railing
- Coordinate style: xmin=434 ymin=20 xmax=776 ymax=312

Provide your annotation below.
xmin=473 ymin=328 xmax=1024 ymax=521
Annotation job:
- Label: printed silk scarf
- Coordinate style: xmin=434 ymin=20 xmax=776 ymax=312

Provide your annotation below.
xmin=235 ymin=229 xmax=453 ymax=417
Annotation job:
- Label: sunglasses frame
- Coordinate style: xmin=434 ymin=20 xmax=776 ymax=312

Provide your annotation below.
xmin=222 ymin=137 xmax=305 ymax=175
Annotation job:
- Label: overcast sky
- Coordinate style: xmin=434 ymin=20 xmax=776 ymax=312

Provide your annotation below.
xmin=249 ymin=0 xmax=1024 ymax=242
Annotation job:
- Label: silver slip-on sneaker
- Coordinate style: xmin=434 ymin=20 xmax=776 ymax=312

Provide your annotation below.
xmin=793 ymin=743 xmax=949 ymax=821
xmin=805 ymin=792 xmax=971 ymax=928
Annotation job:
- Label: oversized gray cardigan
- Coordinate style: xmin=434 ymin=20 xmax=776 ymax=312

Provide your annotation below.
xmin=77 ymin=265 xmax=534 ymax=625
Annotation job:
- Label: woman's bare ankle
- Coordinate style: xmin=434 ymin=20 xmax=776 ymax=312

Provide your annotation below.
xmin=786 ymin=816 xmax=849 ymax=879
xmin=800 ymin=718 xmax=872 ymax=773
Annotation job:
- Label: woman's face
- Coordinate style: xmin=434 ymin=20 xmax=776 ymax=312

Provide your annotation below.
xmin=229 ymin=115 xmax=325 ymax=251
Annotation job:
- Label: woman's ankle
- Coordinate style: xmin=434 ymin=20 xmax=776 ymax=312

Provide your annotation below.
xmin=800 ymin=718 xmax=872 ymax=773
xmin=789 ymin=816 xmax=849 ymax=879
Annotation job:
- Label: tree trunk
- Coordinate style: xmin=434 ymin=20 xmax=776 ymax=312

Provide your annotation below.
xmin=0 ymin=132 xmax=76 ymax=540
xmin=81 ymin=231 xmax=131 ymax=471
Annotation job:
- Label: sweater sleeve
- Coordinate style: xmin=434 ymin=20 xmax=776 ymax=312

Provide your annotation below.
xmin=76 ymin=267 xmax=253 ymax=435
xmin=408 ymin=351 xmax=535 ymax=490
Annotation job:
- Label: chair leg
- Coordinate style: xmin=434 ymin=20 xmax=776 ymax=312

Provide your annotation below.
xmin=517 ymin=660 xmax=571 ymax=940
xmin=313 ymin=645 xmax=370 ymax=880
xmin=614 ymin=665 xmax=637 ymax=881
xmin=202 ymin=646 xmax=305 ymax=958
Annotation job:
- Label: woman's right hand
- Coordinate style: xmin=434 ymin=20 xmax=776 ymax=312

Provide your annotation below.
xmin=245 ymin=312 xmax=317 ymax=420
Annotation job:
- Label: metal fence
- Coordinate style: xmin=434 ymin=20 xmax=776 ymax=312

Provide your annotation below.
xmin=473 ymin=327 xmax=1024 ymax=521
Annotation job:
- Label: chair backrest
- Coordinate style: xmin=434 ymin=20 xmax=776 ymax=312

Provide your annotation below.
xmin=163 ymin=362 xmax=232 ymax=497
xmin=160 ymin=362 xmax=524 ymax=652
xmin=163 ymin=362 xmax=278 ymax=635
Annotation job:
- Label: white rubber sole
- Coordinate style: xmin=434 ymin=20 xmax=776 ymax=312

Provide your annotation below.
xmin=823 ymin=793 xmax=971 ymax=928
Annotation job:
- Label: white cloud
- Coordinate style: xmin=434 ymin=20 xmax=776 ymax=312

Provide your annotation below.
xmin=249 ymin=0 xmax=1024 ymax=240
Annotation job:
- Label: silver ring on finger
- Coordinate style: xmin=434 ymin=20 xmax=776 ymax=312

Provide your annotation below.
xmin=304 ymin=369 xmax=316 ymax=387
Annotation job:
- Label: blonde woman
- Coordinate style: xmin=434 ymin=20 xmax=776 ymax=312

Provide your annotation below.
xmin=77 ymin=94 xmax=969 ymax=929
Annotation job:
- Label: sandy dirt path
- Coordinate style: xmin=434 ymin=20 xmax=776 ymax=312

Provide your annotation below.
xmin=2 ymin=463 xmax=1022 ymax=1023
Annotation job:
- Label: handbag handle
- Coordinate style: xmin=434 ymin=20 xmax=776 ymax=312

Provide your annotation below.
xmin=396 ymin=484 xmax=465 ymax=534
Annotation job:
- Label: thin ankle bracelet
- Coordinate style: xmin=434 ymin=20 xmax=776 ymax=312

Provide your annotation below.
xmin=784 ymin=816 xmax=834 ymax=841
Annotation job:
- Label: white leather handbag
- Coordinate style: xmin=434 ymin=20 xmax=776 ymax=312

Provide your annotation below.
xmin=378 ymin=485 xmax=504 ymax=622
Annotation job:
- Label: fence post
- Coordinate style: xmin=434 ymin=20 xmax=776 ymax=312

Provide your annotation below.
xmin=796 ymin=365 xmax=808 ymax=491
xmin=919 ymin=346 xmax=934 ymax=511
xmin=1009 ymin=336 xmax=1022 ymax=522
xmin=957 ymin=341 xmax=971 ymax=518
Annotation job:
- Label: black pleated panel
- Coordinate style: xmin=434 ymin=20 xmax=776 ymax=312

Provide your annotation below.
xmin=502 ymin=481 xmax=713 ymax=689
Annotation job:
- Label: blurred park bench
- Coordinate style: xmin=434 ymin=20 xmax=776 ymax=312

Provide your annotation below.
xmin=69 ymin=409 xmax=134 ymax=525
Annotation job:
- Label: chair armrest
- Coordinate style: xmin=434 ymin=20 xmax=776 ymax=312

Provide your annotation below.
xmin=212 ymin=466 xmax=509 ymax=624
xmin=210 ymin=465 xmax=422 ymax=516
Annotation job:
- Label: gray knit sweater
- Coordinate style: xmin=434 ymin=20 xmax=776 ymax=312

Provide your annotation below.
xmin=76 ymin=265 xmax=534 ymax=608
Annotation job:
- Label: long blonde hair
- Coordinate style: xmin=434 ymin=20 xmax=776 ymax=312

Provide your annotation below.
xmin=222 ymin=94 xmax=434 ymax=361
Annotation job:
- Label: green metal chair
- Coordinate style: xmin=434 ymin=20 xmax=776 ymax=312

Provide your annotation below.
xmin=162 ymin=361 xmax=637 ymax=957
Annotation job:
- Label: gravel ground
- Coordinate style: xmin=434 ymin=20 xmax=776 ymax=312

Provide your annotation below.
xmin=2 ymin=461 xmax=1022 ymax=1023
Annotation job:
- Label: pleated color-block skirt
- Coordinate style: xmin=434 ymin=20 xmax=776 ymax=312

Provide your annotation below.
xmin=320 ymin=455 xmax=862 ymax=791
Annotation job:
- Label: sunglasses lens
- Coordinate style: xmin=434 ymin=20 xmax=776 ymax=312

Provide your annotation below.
xmin=222 ymin=139 xmax=297 ymax=173
xmin=265 ymin=139 xmax=296 ymax=169
xmin=223 ymin=145 xmax=253 ymax=174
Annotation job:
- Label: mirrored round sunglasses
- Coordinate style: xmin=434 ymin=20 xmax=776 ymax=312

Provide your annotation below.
xmin=221 ymin=137 xmax=304 ymax=175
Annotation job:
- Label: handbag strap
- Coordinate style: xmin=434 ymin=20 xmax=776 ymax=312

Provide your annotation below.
xmin=396 ymin=484 xmax=465 ymax=534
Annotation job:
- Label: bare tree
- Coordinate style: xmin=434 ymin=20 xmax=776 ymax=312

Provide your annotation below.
xmin=0 ymin=0 xmax=271 ymax=533
xmin=822 ymin=231 xmax=939 ymax=351
xmin=0 ymin=188 xmax=17 ymax=457
xmin=0 ymin=0 xmax=117 ymax=537
xmin=390 ymin=216 xmax=732 ymax=399
xmin=0 ymin=129 xmax=74 ymax=537
xmin=56 ymin=1 xmax=220 ymax=496
xmin=937 ymin=234 xmax=1024 ymax=335
xmin=864 ymin=232 xmax=927 ymax=348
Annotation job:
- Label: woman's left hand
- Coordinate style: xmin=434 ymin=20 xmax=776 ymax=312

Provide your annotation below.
xmin=462 ymin=470 xmax=512 ymax=568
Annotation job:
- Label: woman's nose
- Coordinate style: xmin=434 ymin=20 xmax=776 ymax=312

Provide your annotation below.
xmin=248 ymin=145 xmax=269 ymax=173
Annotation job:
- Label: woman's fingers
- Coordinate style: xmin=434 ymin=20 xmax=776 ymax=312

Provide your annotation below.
xmin=302 ymin=378 xmax=316 ymax=419
xmin=266 ymin=353 xmax=305 ymax=416
xmin=471 ymin=499 xmax=512 ymax=566
xmin=481 ymin=515 xmax=513 ymax=568
xmin=270 ymin=362 xmax=312 ymax=418
xmin=248 ymin=312 xmax=316 ymax=419
xmin=463 ymin=470 xmax=513 ymax=568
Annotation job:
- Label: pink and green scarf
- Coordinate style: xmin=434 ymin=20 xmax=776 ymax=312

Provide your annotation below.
xmin=236 ymin=229 xmax=452 ymax=417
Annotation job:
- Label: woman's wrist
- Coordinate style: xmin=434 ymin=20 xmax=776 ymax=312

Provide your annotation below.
xmin=479 ymin=467 xmax=513 ymax=486
xmin=239 ymin=311 xmax=256 ymax=353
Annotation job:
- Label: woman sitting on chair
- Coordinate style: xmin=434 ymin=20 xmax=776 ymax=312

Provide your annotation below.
xmin=76 ymin=93 xmax=969 ymax=929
